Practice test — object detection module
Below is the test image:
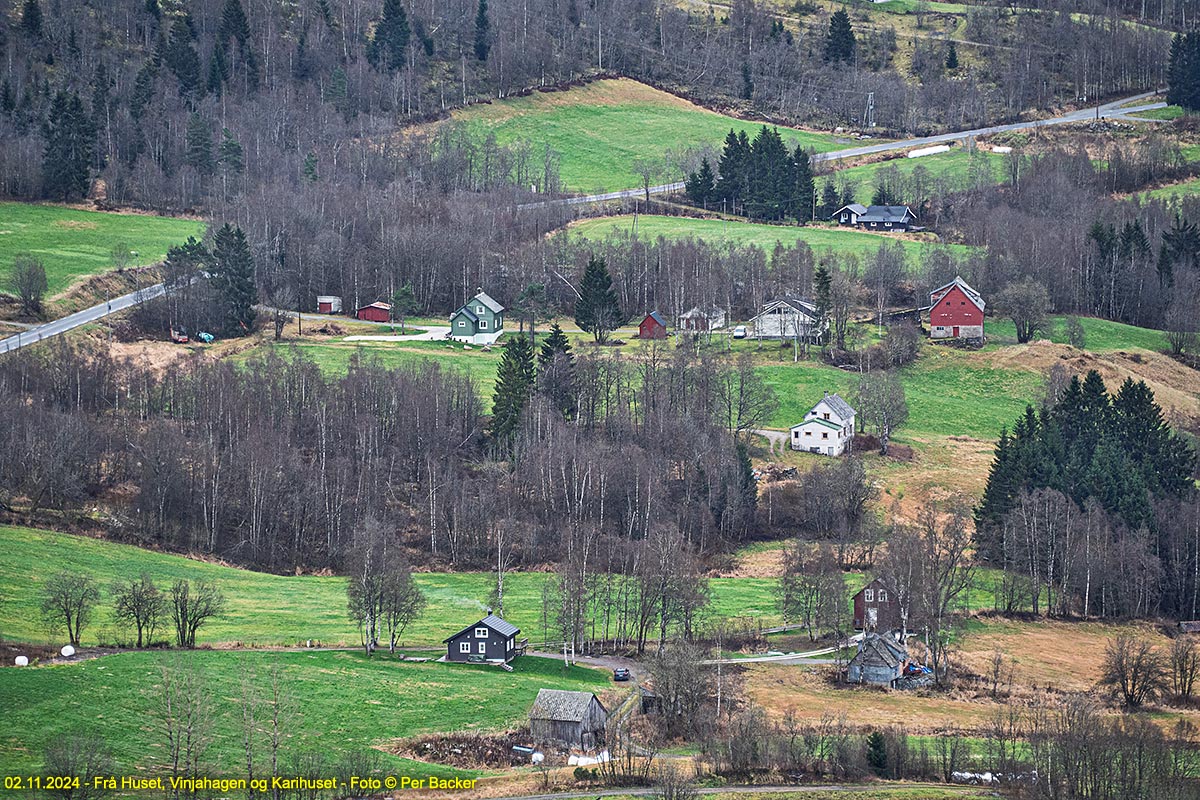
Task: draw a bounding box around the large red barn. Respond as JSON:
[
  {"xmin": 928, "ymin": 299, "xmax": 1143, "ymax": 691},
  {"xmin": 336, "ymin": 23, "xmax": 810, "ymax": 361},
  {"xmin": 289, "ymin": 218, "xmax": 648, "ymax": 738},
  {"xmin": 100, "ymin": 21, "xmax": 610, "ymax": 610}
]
[
  {"xmin": 928, "ymin": 276, "xmax": 984, "ymax": 342},
  {"xmin": 356, "ymin": 301, "xmax": 392, "ymax": 322},
  {"xmin": 638, "ymin": 311, "xmax": 668, "ymax": 340}
]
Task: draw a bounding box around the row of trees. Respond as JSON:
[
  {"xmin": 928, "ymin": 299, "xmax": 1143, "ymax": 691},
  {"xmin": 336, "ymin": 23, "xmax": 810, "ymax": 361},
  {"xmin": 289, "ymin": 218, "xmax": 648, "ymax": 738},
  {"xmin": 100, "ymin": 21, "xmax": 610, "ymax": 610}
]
[
  {"xmin": 684, "ymin": 127, "xmax": 815, "ymax": 221},
  {"xmin": 40, "ymin": 572, "xmax": 225, "ymax": 648}
]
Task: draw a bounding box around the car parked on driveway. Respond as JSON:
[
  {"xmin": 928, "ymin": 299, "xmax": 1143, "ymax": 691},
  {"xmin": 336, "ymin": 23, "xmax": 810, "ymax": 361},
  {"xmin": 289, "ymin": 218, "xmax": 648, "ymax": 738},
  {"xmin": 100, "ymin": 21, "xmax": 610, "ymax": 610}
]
[
  {"xmin": 613, "ymin": 667, "xmax": 631, "ymax": 681},
  {"xmin": 732, "ymin": 325, "xmax": 747, "ymax": 339}
]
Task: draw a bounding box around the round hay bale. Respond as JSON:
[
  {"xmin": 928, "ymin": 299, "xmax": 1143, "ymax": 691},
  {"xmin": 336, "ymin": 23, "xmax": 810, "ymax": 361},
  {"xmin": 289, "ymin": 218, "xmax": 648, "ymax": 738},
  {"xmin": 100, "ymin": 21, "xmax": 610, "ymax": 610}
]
[
  {"xmin": 60, "ymin": 645, "xmax": 76, "ymax": 658},
  {"xmin": 15, "ymin": 655, "xmax": 29, "ymax": 667}
]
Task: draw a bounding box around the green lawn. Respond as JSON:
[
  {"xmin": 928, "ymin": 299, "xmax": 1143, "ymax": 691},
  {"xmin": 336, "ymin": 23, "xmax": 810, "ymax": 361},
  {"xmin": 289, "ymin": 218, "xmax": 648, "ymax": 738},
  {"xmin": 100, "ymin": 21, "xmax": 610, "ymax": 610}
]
[
  {"xmin": 0, "ymin": 202, "xmax": 206, "ymax": 296},
  {"xmin": 0, "ymin": 648, "xmax": 605, "ymax": 778},
  {"xmin": 451, "ymin": 78, "xmax": 859, "ymax": 193},
  {"xmin": 0, "ymin": 526, "xmax": 794, "ymax": 646},
  {"xmin": 1131, "ymin": 105, "xmax": 1184, "ymax": 120},
  {"xmin": 847, "ymin": 0, "xmax": 970, "ymax": 13},
  {"xmin": 830, "ymin": 149, "xmax": 1006, "ymax": 204},
  {"xmin": 984, "ymin": 315, "xmax": 1168, "ymax": 352},
  {"xmin": 565, "ymin": 215, "xmax": 975, "ymax": 262},
  {"xmin": 1140, "ymin": 175, "xmax": 1200, "ymax": 202}
]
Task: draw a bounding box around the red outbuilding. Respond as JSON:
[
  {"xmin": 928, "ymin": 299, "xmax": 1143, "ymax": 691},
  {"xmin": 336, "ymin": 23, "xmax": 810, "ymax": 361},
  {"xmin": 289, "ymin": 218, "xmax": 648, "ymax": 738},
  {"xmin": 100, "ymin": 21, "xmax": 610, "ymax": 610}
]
[
  {"xmin": 638, "ymin": 311, "xmax": 668, "ymax": 340},
  {"xmin": 928, "ymin": 276, "xmax": 985, "ymax": 342},
  {"xmin": 356, "ymin": 301, "xmax": 392, "ymax": 322},
  {"xmin": 852, "ymin": 578, "xmax": 902, "ymax": 631}
]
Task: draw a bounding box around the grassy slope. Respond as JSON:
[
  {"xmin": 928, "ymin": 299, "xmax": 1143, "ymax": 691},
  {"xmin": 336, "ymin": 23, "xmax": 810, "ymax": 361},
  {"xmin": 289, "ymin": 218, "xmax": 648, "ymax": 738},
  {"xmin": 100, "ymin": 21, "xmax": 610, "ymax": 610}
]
[
  {"xmin": 450, "ymin": 78, "xmax": 858, "ymax": 193},
  {"xmin": 566, "ymin": 215, "xmax": 975, "ymax": 261},
  {"xmin": 984, "ymin": 315, "xmax": 1168, "ymax": 352},
  {"xmin": 0, "ymin": 202, "xmax": 205, "ymax": 296},
  {"xmin": 0, "ymin": 649, "xmax": 605, "ymax": 777},
  {"xmin": 830, "ymin": 149, "xmax": 1006, "ymax": 203},
  {"xmin": 0, "ymin": 526, "xmax": 786, "ymax": 646}
]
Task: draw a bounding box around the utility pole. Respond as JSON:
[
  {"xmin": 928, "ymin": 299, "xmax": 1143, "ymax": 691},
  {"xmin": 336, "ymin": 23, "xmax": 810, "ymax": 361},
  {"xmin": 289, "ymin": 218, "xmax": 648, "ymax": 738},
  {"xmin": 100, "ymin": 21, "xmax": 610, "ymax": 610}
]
[{"xmin": 864, "ymin": 92, "xmax": 876, "ymax": 128}]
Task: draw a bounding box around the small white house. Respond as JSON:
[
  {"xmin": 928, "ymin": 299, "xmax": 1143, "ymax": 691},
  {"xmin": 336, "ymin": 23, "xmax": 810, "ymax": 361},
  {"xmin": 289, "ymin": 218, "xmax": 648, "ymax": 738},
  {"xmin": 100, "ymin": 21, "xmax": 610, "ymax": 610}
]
[
  {"xmin": 749, "ymin": 298, "xmax": 826, "ymax": 341},
  {"xmin": 790, "ymin": 391, "xmax": 856, "ymax": 456}
]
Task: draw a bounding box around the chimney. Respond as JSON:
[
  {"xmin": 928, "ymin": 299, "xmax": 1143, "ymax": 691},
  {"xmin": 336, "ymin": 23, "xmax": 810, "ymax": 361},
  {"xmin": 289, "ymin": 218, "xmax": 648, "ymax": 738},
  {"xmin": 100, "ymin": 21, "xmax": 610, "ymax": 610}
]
[{"xmin": 485, "ymin": 607, "xmax": 493, "ymax": 616}]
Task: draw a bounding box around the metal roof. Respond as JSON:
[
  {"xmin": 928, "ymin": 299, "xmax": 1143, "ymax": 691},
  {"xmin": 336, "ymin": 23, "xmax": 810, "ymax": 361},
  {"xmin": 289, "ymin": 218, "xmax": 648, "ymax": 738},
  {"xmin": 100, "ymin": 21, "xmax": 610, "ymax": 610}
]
[
  {"xmin": 858, "ymin": 205, "xmax": 915, "ymax": 223},
  {"xmin": 443, "ymin": 613, "xmax": 520, "ymax": 643},
  {"xmin": 454, "ymin": 306, "xmax": 480, "ymax": 323},
  {"xmin": 930, "ymin": 276, "xmax": 985, "ymax": 311},
  {"xmin": 792, "ymin": 417, "xmax": 842, "ymax": 431},
  {"xmin": 645, "ymin": 311, "xmax": 667, "ymax": 328},
  {"xmin": 832, "ymin": 203, "xmax": 868, "ymax": 217},
  {"xmin": 851, "ymin": 632, "xmax": 907, "ymax": 668},
  {"xmin": 473, "ymin": 290, "xmax": 505, "ymax": 314},
  {"xmin": 528, "ymin": 689, "xmax": 605, "ymax": 722}
]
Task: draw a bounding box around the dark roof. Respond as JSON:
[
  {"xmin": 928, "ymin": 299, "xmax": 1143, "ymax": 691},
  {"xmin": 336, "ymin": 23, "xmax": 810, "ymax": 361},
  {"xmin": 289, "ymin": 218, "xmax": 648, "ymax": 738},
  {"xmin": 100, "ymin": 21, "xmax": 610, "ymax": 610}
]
[
  {"xmin": 817, "ymin": 392, "xmax": 855, "ymax": 421},
  {"xmin": 832, "ymin": 203, "xmax": 868, "ymax": 218},
  {"xmin": 644, "ymin": 311, "xmax": 667, "ymax": 328},
  {"xmin": 858, "ymin": 205, "xmax": 915, "ymax": 223},
  {"xmin": 473, "ymin": 290, "xmax": 505, "ymax": 314},
  {"xmin": 529, "ymin": 689, "xmax": 605, "ymax": 722},
  {"xmin": 443, "ymin": 613, "xmax": 520, "ymax": 643},
  {"xmin": 454, "ymin": 306, "xmax": 480, "ymax": 323},
  {"xmin": 1182, "ymin": 621, "xmax": 1200, "ymax": 633},
  {"xmin": 851, "ymin": 632, "xmax": 907, "ymax": 668},
  {"xmin": 930, "ymin": 276, "xmax": 985, "ymax": 311},
  {"xmin": 853, "ymin": 577, "xmax": 887, "ymax": 597}
]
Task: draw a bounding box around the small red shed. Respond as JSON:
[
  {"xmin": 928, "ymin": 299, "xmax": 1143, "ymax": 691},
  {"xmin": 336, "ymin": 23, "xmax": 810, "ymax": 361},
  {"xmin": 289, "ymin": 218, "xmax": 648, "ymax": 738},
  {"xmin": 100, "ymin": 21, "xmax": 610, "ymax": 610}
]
[
  {"xmin": 928, "ymin": 276, "xmax": 984, "ymax": 342},
  {"xmin": 638, "ymin": 311, "xmax": 668, "ymax": 340},
  {"xmin": 356, "ymin": 301, "xmax": 392, "ymax": 322}
]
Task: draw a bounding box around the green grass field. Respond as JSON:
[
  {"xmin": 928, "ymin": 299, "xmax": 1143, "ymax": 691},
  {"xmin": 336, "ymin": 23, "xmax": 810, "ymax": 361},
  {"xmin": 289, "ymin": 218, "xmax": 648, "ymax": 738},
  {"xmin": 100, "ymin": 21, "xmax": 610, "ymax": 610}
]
[
  {"xmin": 1131, "ymin": 104, "xmax": 1184, "ymax": 120},
  {"xmin": 450, "ymin": 78, "xmax": 860, "ymax": 193},
  {"xmin": 984, "ymin": 315, "xmax": 1168, "ymax": 352},
  {"xmin": 0, "ymin": 648, "xmax": 606, "ymax": 778},
  {"xmin": 830, "ymin": 149, "xmax": 1006, "ymax": 204},
  {"xmin": 565, "ymin": 215, "xmax": 975, "ymax": 262},
  {"xmin": 1140, "ymin": 175, "xmax": 1200, "ymax": 202},
  {"xmin": 0, "ymin": 526, "xmax": 791, "ymax": 646},
  {"xmin": 0, "ymin": 202, "xmax": 206, "ymax": 297}
]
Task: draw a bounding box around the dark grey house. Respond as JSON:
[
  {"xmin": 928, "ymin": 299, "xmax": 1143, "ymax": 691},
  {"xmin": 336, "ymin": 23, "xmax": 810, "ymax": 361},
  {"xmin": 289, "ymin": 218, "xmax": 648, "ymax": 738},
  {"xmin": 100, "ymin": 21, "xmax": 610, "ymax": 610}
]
[
  {"xmin": 832, "ymin": 203, "xmax": 868, "ymax": 226},
  {"xmin": 528, "ymin": 689, "xmax": 608, "ymax": 751},
  {"xmin": 443, "ymin": 613, "xmax": 525, "ymax": 663},
  {"xmin": 856, "ymin": 205, "xmax": 917, "ymax": 232},
  {"xmin": 847, "ymin": 632, "xmax": 908, "ymax": 687}
]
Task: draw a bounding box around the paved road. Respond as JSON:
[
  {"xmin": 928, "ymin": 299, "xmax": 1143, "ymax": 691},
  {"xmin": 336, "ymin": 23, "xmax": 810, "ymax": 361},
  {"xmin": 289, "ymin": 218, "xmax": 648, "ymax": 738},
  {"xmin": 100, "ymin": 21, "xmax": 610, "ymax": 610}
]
[
  {"xmin": 518, "ymin": 91, "xmax": 1166, "ymax": 209},
  {"xmin": 344, "ymin": 326, "xmax": 452, "ymax": 342},
  {"xmin": 0, "ymin": 282, "xmax": 166, "ymax": 354}
]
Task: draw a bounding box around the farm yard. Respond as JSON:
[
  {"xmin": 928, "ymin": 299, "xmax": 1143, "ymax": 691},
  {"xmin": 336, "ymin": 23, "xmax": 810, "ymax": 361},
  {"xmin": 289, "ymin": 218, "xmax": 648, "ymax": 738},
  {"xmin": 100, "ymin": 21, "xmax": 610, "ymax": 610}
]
[{"xmin": 0, "ymin": 202, "xmax": 205, "ymax": 299}]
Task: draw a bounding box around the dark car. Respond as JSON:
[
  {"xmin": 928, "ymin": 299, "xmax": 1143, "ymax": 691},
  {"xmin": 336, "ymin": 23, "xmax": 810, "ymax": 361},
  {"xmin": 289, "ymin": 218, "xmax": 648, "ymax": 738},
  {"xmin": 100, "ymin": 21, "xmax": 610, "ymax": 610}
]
[{"xmin": 612, "ymin": 668, "xmax": 632, "ymax": 682}]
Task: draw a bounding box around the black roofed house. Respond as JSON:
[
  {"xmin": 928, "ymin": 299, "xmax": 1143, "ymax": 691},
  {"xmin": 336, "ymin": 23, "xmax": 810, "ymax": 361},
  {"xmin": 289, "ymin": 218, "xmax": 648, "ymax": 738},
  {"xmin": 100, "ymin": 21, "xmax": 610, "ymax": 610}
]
[
  {"xmin": 443, "ymin": 613, "xmax": 526, "ymax": 663},
  {"xmin": 847, "ymin": 631, "xmax": 908, "ymax": 687},
  {"xmin": 857, "ymin": 205, "xmax": 917, "ymax": 232},
  {"xmin": 832, "ymin": 203, "xmax": 868, "ymax": 226},
  {"xmin": 528, "ymin": 689, "xmax": 608, "ymax": 751}
]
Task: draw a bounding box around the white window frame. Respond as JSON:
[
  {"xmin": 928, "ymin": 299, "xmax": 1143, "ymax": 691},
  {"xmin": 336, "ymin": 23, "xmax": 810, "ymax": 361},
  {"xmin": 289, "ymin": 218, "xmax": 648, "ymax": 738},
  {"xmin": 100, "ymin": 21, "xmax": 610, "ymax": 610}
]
[
  {"xmin": 459, "ymin": 642, "xmax": 470, "ymax": 653},
  {"xmin": 878, "ymin": 589, "xmax": 888, "ymax": 602},
  {"xmin": 458, "ymin": 320, "xmax": 466, "ymax": 327},
  {"xmin": 477, "ymin": 642, "xmax": 486, "ymax": 654},
  {"xmin": 479, "ymin": 319, "xmax": 488, "ymax": 329},
  {"xmin": 865, "ymin": 589, "xmax": 874, "ymax": 602},
  {"xmin": 475, "ymin": 627, "xmax": 489, "ymax": 638},
  {"xmin": 476, "ymin": 306, "xmax": 484, "ymax": 314},
  {"xmin": 506, "ymin": 639, "xmax": 512, "ymax": 651}
]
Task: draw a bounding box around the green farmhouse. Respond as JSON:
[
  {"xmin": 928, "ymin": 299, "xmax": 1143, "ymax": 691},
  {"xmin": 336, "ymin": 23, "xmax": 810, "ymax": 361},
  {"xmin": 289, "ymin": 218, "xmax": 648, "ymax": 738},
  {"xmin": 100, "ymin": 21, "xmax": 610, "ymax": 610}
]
[{"xmin": 450, "ymin": 289, "xmax": 505, "ymax": 344}]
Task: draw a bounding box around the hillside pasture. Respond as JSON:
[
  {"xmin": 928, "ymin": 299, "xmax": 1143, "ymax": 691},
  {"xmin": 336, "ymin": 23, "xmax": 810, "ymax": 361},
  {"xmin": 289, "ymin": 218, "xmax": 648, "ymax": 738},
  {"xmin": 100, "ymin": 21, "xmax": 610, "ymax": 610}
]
[
  {"xmin": 0, "ymin": 202, "xmax": 205, "ymax": 298},
  {"xmin": 448, "ymin": 78, "xmax": 860, "ymax": 192},
  {"xmin": 827, "ymin": 148, "xmax": 1006, "ymax": 204},
  {"xmin": 564, "ymin": 214, "xmax": 975, "ymax": 261},
  {"xmin": 0, "ymin": 649, "xmax": 606, "ymax": 778}
]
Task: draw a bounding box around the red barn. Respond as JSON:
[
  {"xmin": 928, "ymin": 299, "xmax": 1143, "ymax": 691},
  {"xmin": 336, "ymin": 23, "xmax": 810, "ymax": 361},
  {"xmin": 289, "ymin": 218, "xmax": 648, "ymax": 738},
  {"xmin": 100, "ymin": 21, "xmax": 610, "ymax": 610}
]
[
  {"xmin": 928, "ymin": 276, "xmax": 984, "ymax": 342},
  {"xmin": 356, "ymin": 301, "xmax": 392, "ymax": 322},
  {"xmin": 638, "ymin": 311, "xmax": 668, "ymax": 340},
  {"xmin": 852, "ymin": 578, "xmax": 902, "ymax": 631}
]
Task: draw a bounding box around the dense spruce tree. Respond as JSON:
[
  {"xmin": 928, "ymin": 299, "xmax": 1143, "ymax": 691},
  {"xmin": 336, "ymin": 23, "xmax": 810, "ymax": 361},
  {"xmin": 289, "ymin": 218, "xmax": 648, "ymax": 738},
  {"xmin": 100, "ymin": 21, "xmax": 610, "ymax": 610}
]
[
  {"xmin": 367, "ymin": 0, "xmax": 411, "ymax": 72},
  {"xmin": 210, "ymin": 224, "xmax": 258, "ymax": 335},
  {"xmin": 474, "ymin": 0, "xmax": 491, "ymax": 61},
  {"xmin": 824, "ymin": 9, "xmax": 856, "ymax": 63},
  {"xmin": 41, "ymin": 91, "xmax": 95, "ymax": 201},
  {"xmin": 185, "ymin": 113, "xmax": 215, "ymax": 175},
  {"xmin": 819, "ymin": 180, "xmax": 841, "ymax": 218},
  {"xmin": 219, "ymin": 0, "xmax": 251, "ymax": 47},
  {"xmin": 792, "ymin": 146, "xmax": 816, "ymax": 222},
  {"xmin": 164, "ymin": 19, "xmax": 204, "ymax": 99},
  {"xmin": 714, "ymin": 129, "xmax": 751, "ymax": 209},
  {"xmin": 21, "ymin": 0, "xmax": 42, "ymax": 37},
  {"xmin": 490, "ymin": 335, "xmax": 536, "ymax": 448},
  {"xmin": 574, "ymin": 256, "xmax": 622, "ymax": 343},
  {"xmin": 207, "ymin": 43, "xmax": 228, "ymax": 95},
  {"xmin": 813, "ymin": 264, "xmax": 832, "ymax": 334},
  {"xmin": 740, "ymin": 62, "xmax": 754, "ymax": 100},
  {"xmin": 945, "ymin": 40, "xmax": 959, "ymax": 70},
  {"xmin": 685, "ymin": 157, "xmax": 716, "ymax": 206},
  {"xmin": 1167, "ymin": 32, "xmax": 1200, "ymax": 111},
  {"xmin": 217, "ymin": 128, "xmax": 244, "ymax": 174},
  {"xmin": 746, "ymin": 126, "xmax": 792, "ymax": 220},
  {"xmin": 537, "ymin": 322, "xmax": 577, "ymax": 419}
]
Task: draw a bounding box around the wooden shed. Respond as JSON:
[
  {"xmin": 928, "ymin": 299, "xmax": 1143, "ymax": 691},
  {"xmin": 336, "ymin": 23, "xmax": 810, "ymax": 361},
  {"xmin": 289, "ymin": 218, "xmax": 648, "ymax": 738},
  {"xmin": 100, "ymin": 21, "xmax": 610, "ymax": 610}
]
[
  {"xmin": 528, "ymin": 689, "xmax": 607, "ymax": 751},
  {"xmin": 638, "ymin": 311, "xmax": 668, "ymax": 340},
  {"xmin": 356, "ymin": 302, "xmax": 392, "ymax": 322}
]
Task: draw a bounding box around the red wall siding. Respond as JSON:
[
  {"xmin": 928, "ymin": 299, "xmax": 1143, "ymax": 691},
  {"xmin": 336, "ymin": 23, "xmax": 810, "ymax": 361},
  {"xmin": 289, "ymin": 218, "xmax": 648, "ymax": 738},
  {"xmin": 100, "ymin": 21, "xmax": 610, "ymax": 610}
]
[
  {"xmin": 639, "ymin": 317, "xmax": 667, "ymax": 339},
  {"xmin": 930, "ymin": 285, "xmax": 983, "ymax": 328},
  {"xmin": 357, "ymin": 306, "xmax": 390, "ymax": 322}
]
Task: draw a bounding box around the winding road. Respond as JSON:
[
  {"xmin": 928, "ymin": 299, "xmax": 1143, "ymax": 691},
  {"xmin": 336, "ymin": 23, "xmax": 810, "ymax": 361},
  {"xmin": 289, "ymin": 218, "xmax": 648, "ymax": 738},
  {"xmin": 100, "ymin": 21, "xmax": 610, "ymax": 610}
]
[
  {"xmin": 519, "ymin": 91, "xmax": 1167, "ymax": 209},
  {"xmin": 0, "ymin": 283, "xmax": 166, "ymax": 354}
]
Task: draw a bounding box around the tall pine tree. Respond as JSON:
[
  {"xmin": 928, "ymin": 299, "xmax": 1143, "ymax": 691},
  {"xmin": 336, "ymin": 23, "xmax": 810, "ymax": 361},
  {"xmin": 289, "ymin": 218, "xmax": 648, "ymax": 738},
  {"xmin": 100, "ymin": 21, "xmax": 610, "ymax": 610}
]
[
  {"xmin": 367, "ymin": 0, "xmax": 410, "ymax": 72},
  {"xmin": 824, "ymin": 9, "xmax": 856, "ymax": 63},
  {"xmin": 21, "ymin": 0, "xmax": 42, "ymax": 37},
  {"xmin": 41, "ymin": 92, "xmax": 95, "ymax": 201},
  {"xmin": 474, "ymin": 0, "xmax": 491, "ymax": 61},
  {"xmin": 574, "ymin": 256, "xmax": 622, "ymax": 343},
  {"xmin": 537, "ymin": 322, "xmax": 577, "ymax": 420},
  {"xmin": 210, "ymin": 224, "xmax": 258, "ymax": 336},
  {"xmin": 792, "ymin": 145, "xmax": 816, "ymax": 223},
  {"xmin": 185, "ymin": 113, "xmax": 215, "ymax": 175},
  {"xmin": 490, "ymin": 335, "xmax": 536, "ymax": 449},
  {"xmin": 714, "ymin": 129, "xmax": 751, "ymax": 209}
]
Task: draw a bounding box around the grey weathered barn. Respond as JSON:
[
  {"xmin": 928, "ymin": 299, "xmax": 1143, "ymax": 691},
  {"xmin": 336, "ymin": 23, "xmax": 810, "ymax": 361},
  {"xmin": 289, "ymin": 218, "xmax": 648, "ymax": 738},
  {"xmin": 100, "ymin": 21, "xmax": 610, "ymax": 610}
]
[
  {"xmin": 528, "ymin": 689, "xmax": 608, "ymax": 751},
  {"xmin": 847, "ymin": 632, "xmax": 907, "ymax": 687}
]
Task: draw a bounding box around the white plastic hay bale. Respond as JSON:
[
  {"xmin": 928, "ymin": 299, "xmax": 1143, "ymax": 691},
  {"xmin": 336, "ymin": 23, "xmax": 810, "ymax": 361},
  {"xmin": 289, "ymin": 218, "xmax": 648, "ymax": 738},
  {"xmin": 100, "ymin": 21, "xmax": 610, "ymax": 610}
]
[
  {"xmin": 14, "ymin": 655, "xmax": 29, "ymax": 667},
  {"xmin": 531, "ymin": 752, "xmax": 545, "ymax": 765},
  {"xmin": 60, "ymin": 644, "xmax": 76, "ymax": 658}
]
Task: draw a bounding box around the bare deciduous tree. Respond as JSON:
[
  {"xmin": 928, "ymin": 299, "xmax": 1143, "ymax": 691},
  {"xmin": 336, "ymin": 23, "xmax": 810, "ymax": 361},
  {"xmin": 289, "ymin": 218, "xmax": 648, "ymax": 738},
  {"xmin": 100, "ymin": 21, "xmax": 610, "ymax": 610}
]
[
  {"xmin": 1101, "ymin": 634, "xmax": 1165, "ymax": 707},
  {"xmin": 42, "ymin": 734, "xmax": 113, "ymax": 800},
  {"xmin": 110, "ymin": 573, "xmax": 166, "ymax": 648},
  {"xmin": 12, "ymin": 253, "xmax": 48, "ymax": 317},
  {"xmin": 776, "ymin": 541, "xmax": 843, "ymax": 641},
  {"xmin": 995, "ymin": 277, "xmax": 1050, "ymax": 344},
  {"xmin": 40, "ymin": 572, "xmax": 100, "ymax": 646},
  {"xmin": 170, "ymin": 579, "xmax": 226, "ymax": 648},
  {"xmin": 1168, "ymin": 635, "xmax": 1199, "ymax": 702},
  {"xmin": 855, "ymin": 370, "xmax": 908, "ymax": 455}
]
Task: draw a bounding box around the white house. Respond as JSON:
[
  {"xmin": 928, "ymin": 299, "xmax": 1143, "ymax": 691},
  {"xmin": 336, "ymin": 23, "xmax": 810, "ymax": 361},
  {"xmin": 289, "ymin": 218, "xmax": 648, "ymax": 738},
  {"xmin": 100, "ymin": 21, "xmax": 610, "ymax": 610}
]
[
  {"xmin": 790, "ymin": 391, "xmax": 856, "ymax": 456},
  {"xmin": 749, "ymin": 298, "xmax": 826, "ymax": 341}
]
